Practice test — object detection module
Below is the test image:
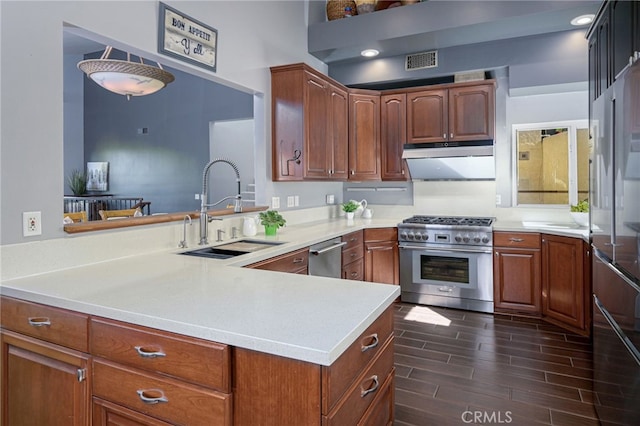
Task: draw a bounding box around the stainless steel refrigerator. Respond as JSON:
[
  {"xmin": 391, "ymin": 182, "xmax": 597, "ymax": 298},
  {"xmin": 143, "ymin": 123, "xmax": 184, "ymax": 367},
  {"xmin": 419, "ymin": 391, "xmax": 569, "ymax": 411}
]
[{"xmin": 590, "ymin": 54, "xmax": 640, "ymax": 424}]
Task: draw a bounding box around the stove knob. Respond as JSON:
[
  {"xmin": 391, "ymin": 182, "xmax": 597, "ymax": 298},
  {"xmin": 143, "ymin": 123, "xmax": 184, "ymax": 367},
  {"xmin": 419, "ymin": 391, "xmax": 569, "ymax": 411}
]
[
  {"xmin": 400, "ymin": 231, "xmax": 409, "ymax": 240},
  {"xmin": 462, "ymin": 234, "xmax": 470, "ymax": 243},
  {"xmin": 482, "ymin": 235, "xmax": 490, "ymax": 244},
  {"xmin": 423, "ymin": 233, "xmax": 429, "ymax": 241},
  {"xmin": 473, "ymin": 235, "xmax": 481, "ymax": 243},
  {"xmin": 407, "ymin": 232, "xmax": 415, "ymax": 240},
  {"xmin": 415, "ymin": 233, "xmax": 423, "ymax": 241},
  {"xmin": 454, "ymin": 234, "xmax": 463, "ymax": 243}
]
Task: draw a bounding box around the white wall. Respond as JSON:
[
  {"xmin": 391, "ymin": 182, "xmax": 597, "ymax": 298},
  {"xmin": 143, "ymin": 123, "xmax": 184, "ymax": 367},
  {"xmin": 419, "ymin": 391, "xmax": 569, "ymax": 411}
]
[{"xmin": 0, "ymin": 0, "xmax": 328, "ymax": 245}]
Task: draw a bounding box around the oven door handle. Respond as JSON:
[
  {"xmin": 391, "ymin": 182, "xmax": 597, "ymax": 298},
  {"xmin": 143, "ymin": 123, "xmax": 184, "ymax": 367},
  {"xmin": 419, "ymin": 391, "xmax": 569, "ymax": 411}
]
[{"xmin": 399, "ymin": 245, "xmax": 492, "ymax": 255}]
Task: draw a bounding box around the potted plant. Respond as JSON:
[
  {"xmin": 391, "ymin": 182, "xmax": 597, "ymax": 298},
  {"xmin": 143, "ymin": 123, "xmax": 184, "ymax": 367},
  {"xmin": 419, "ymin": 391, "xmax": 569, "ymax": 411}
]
[
  {"xmin": 67, "ymin": 169, "xmax": 88, "ymax": 196},
  {"xmin": 341, "ymin": 200, "xmax": 360, "ymax": 220},
  {"xmin": 259, "ymin": 210, "xmax": 286, "ymax": 236},
  {"xmin": 570, "ymin": 199, "xmax": 589, "ymax": 227}
]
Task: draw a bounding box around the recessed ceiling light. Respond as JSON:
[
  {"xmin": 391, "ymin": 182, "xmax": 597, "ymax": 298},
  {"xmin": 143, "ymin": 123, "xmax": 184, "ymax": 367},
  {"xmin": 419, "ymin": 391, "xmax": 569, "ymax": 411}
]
[
  {"xmin": 361, "ymin": 49, "xmax": 379, "ymax": 58},
  {"xmin": 571, "ymin": 14, "xmax": 595, "ymax": 26}
]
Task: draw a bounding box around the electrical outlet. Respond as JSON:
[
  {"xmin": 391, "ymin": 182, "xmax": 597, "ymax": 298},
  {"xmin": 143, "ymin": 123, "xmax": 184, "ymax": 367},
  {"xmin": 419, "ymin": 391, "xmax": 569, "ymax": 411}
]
[
  {"xmin": 195, "ymin": 193, "xmax": 200, "ymax": 200},
  {"xmin": 294, "ymin": 195, "xmax": 299, "ymax": 207},
  {"xmin": 326, "ymin": 194, "xmax": 335, "ymax": 204},
  {"xmin": 495, "ymin": 194, "xmax": 502, "ymax": 205},
  {"xmin": 23, "ymin": 211, "xmax": 42, "ymax": 237},
  {"xmin": 287, "ymin": 196, "xmax": 295, "ymax": 207},
  {"xmin": 271, "ymin": 196, "xmax": 280, "ymax": 209}
]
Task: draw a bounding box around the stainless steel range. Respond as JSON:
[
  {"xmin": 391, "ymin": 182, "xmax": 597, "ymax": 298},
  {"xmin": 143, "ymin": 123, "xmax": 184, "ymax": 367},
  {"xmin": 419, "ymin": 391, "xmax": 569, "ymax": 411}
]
[{"xmin": 398, "ymin": 216, "xmax": 494, "ymax": 313}]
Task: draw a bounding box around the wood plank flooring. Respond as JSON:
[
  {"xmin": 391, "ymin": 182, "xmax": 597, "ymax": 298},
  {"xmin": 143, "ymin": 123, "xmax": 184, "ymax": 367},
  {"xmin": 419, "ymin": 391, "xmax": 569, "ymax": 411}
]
[{"xmin": 393, "ymin": 303, "xmax": 598, "ymax": 426}]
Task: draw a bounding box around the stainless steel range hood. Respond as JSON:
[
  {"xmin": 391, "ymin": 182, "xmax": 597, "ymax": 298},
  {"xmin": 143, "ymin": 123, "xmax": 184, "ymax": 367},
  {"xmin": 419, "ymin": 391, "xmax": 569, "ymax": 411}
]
[{"xmin": 402, "ymin": 140, "xmax": 495, "ymax": 180}]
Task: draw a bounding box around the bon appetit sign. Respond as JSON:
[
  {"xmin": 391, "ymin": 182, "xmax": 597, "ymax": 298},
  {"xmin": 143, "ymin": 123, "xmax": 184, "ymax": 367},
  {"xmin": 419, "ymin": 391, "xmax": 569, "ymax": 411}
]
[{"xmin": 159, "ymin": 2, "xmax": 218, "ymax": 72}]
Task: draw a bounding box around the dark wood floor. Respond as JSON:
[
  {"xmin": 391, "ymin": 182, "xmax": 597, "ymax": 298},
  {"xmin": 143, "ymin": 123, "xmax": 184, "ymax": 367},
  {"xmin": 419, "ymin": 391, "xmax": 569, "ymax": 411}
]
[{"xmin": 392, "ymin": 303, "xmax": 599, "ymax": 426}]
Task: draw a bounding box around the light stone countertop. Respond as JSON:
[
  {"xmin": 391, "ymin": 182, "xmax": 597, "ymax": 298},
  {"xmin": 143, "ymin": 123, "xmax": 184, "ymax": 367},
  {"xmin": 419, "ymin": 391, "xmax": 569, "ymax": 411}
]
[
  {"xmin": 493, "ymin": 219, "xmax": 590, "ymax": 242},
  {"xmin": 0, "ymin": 218, "xmax": 400, "ymax": 366},
  {"xmin": 0, "ymin": 216, "xmax": 590, "ymax": 365}
]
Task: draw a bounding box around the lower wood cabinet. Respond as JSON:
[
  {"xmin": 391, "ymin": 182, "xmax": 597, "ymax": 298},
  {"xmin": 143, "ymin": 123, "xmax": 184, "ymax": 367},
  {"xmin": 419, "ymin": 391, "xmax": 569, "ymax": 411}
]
[
  {"xmin": 246, "ymin": 247, "xmax": 309, "ymax": 274},
  {"xmin": 541, "ymin": 234, "xmax": 591, "ymax": 335},
  {"xmin": 232, "ymin": 305, "xmax": 395, "ymax": 426},
  {"xmin": 1, "ymin": 330, "xmax": 91, "ymax": 426},
  {"xmin": 493, "ymin": 232, "xmax": 542, "ymax": 315},
  {"xmin": 93, "ymin": 397, "xmax": 174, "ymax": 426},
  {"xmin": 342, "ymin": 230, "xmax": 364, "ymax": 280},
  {"xmin": 493, "ymin": 231, "xmax": 591, "ymax": 336},
  {"xmin": 364, "ymin": 228, "xmax": 399, "ymax": 285}
]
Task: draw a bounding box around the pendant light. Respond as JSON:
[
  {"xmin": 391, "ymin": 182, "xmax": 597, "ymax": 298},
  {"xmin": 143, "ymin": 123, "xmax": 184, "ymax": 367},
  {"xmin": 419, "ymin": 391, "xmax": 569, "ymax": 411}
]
[{"xmin": 77, "ymin": 46, "xmax": 175, "ymax": 100}]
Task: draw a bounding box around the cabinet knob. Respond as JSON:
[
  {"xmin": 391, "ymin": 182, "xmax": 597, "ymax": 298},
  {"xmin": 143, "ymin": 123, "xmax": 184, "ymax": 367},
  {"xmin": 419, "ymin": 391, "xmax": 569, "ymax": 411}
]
[
  {"xmin": 351, "ymin": 170, "xmax": 355, "ymax": 175},
  {"xmin": 443, "ymin": 133, "xmax": 447, "ymax": 139},
  {"xmin": 450, "ymin": 133, "xmax": 454, "ymax": 139}
]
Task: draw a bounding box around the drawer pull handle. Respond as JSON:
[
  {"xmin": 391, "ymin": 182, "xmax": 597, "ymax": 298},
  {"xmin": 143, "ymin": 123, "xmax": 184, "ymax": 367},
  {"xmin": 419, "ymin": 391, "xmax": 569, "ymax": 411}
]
[
  {"xmin": 135, "ymin": 346, "xmax": 166, "ymax": 359},
  {"xmin": 360, "ymin": 375, "xmax": 379, "ymax": 398},
  {"xmin": 361, "ymin": 333, "xmax": 379, "ymax": 352},
  {"xmin": 292, "ymin": 258, "xmax": 305, "ymax": 264},
  {"xmin": 137, "ymin": 389, "xmax": 168, "ymax": 404},
  {"xmin": 509, "ymin": 238, "xmax": 524, "ymax": 242},
  {"xmin": 27, "ymin": 317, "xmax": 51, "ymax": 327}
]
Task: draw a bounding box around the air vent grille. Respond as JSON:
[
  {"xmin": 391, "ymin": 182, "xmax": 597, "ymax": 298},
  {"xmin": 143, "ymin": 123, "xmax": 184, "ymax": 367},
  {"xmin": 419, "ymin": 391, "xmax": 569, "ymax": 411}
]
[{"xmin": 405, "ymin": 51, "xmax": 438, "ymax": 71}]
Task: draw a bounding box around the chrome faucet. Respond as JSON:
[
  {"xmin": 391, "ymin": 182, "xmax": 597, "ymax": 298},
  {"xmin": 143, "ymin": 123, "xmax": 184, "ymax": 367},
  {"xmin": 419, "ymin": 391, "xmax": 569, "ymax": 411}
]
[
  {"xmin": 199, "ymin": 158, "xmax": 242, "ymax": 245},
  {"xmin": 178, "ymin": 215, "xmax": 192, "ymax": 248}
]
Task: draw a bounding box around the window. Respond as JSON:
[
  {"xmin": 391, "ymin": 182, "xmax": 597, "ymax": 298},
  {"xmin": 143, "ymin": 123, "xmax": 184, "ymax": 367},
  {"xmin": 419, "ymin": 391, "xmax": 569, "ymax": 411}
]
[{"xmin": 512, "ymin": 120, "xmax": 589, "ymax": 206}]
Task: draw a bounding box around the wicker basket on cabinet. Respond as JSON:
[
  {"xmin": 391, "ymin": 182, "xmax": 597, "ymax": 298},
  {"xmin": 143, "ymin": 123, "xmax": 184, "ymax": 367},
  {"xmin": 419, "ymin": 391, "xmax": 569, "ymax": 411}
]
[{"xmin": 327, "ymin": 0, "xmax": 358, "ymax": 20}]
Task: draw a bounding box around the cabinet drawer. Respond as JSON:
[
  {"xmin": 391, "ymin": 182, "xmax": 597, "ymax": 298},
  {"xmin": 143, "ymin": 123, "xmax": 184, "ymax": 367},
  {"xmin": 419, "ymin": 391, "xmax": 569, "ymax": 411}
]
[
  {"xmin": 247, "ymin": 247, "xmax": 309, "ymax": 273},
  {"xmin": 493, "ymin": 232, "xmax": 541, "ymax": 249},
  {"xmin": 0, "ymin": 296, "xmax": 88, "ymax": 352},
  {"xmin": 321, "ymin": 306, "xmax": 394, "ymax": 413},
  {"xmin": 358, "ymin": 369, "xmax": 395, "ymax": 426},
  {"xmin": 343, "ymin": 258, "xmax": 364, "ymax": 281},
  {"xmin": 93, "ymin": 359, "xmax": 232, "ymax": 426},
  {"xmin": 323, "ymin": 337, "xmax": 395, "ymax": 426},
  {"xmin": 342, "ymin": 230, "xmax": 364, "ymax": 250},
  {"xmin": 90, "ymin": 318, "xmax": 230, "ymax": 392},
  {"xmin": 93, "ymin": 397, "xmax": 175, "ymax": 426},
  {"xmin": 363, "ymin": 228, "xmax": 397, "ymax": 242},
  {"xmin": 343, "ymin": 245, "xmax": 364, "ymax": 266}
]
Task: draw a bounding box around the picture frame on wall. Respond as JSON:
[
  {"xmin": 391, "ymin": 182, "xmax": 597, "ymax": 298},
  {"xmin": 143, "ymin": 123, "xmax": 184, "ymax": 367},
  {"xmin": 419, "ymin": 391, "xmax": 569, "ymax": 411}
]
[
  {"xmin": 86, "ymin": 162, "xmax": 109, "ymax": 192},
  {"xmin": 158, "ymin": 2, "xmax": 218, "ymax": 72}
]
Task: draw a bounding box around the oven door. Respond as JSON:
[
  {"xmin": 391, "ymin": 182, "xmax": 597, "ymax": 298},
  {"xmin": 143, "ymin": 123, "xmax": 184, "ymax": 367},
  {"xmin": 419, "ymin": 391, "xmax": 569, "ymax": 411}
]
[{"xmin": 399, "ymin": 244, "xmax": 494, "ymax": 311}]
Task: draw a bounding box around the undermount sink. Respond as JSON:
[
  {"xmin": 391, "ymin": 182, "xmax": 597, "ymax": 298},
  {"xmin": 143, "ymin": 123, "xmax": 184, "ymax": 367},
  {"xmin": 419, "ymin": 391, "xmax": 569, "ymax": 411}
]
[{"xmin": 180, "ymin": 239, "xmax": 285, "ymax": 259}]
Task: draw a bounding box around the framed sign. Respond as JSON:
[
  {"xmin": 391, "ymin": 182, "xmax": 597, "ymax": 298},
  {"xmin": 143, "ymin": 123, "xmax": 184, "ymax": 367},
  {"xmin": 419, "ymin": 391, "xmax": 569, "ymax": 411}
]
[{"xmin": 158, "ymin": 2, "xmax": 217, "ymax": 72}]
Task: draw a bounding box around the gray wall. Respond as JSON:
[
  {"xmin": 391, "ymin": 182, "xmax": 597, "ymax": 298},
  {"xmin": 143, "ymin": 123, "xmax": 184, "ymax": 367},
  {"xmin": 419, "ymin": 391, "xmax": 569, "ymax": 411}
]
[{"xmin": 81, "ymin": 59, "xmax": 253, "ymax": 214}]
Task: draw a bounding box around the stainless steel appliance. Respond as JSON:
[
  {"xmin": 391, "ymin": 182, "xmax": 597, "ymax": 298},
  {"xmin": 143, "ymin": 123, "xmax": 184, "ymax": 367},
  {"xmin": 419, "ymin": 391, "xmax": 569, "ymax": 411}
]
[
  {"xmin": 402, "ymin": 140, "xmax": 495, "ymax": 180},
  {"xmin": 590, "ymin": 49, "xmax": 640, "ymax": 423},
  {"xmin": 308, "ymin": 238, "xmax": 346, "ymax": 278},
  {"xmin": 398, "ymin": 216, "xmax": 494, "ymax": 313}
]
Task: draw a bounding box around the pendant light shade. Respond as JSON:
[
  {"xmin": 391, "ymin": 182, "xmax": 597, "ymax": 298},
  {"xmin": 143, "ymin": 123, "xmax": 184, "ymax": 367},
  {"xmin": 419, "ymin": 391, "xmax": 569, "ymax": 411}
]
[{"xmin": 77, "ymin": 46, "xmax": 175, "ymax": 99}]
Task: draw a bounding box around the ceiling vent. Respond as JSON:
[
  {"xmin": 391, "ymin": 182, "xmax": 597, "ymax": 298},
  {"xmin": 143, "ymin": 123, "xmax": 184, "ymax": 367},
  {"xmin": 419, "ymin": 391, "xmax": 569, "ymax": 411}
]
[{"xmin": 405, "ymin": 51, "xmax": 438, "ymax": 71}]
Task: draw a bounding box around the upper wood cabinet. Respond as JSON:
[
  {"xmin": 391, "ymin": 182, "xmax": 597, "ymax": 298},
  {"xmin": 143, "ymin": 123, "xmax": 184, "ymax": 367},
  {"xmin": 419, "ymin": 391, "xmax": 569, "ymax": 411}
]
[
  {"xmin": 271, "ymin": 64, "xmax": 348, "ymax": 181},
  {"xmin": 349, "ymin": 91, "xmax": 381, "ymax": 181},
  {"xmin": 380, "ymin": 93, "xmax": 408, "ymax": 180},
  {"xmin": 407, "ymin": 82, "xmax": 495, "ymax": 144}
]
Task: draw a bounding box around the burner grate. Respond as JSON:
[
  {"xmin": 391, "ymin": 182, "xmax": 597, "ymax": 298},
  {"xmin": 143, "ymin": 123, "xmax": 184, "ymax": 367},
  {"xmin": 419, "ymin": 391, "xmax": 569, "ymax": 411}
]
[{"xmin": 403, "ymin": 216, "xmax": 494, "ymax": 227}]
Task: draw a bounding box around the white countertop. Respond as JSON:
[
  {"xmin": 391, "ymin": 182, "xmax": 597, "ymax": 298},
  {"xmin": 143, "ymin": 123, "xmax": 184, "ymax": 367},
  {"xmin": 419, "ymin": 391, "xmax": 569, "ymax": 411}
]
[{"xmin": 0, "ymin": 218, "xmax": 400, "ymax": 366}]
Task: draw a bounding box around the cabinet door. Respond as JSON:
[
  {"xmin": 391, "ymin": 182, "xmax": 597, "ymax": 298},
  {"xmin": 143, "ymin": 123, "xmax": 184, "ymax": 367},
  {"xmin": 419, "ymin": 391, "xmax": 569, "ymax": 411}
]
[
  {"xmin": 541, "ymin": 235, "xmax": 586, "ymax": 332},
  {"xmin": 493, "ymin": 248, "xmax": 541, "ymax": 314},
  {"xmin": 406, "ymin": 89, "xmax": 447, "ymax": 143},
  {"xmin": 1, "ymin": 330, "xmax": 90, "ymax": 426},
  {"xmin": 304, "ymin": 71, "xmax": 331, "ymax": 179},
  {"xmin": 448, "ymin": 84, "xmax": 494, "ymax": 141},
  {"xmin": 271, "ymin": 66, "xmax": 304, "ymax": 181},
  {"xmin": 349, "ymin": 93, "xmax": 381, "ymax": 180},
  {"xmin": 611, "ymin": 0, "xmax": 633, "ymax": 82},
  {"xmin": 364, "ymin": 240, "xmax": 399, "ymax": 285},
  {"xmin": 329, "ymin": 84, "xmax": 349, "ymax": 180},
  {"xmin": 93, "ymin": 398, "xmax": 174, "ymax": 426},
  {"xmin": 380, "ymin": 93, "xmax": 408, "ymax": 180}
]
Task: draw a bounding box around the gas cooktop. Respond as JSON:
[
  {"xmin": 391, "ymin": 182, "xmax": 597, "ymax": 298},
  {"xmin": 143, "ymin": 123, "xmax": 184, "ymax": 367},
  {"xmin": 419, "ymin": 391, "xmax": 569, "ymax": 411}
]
[{"xmin": 401, "ymin": 216, "xmax": 494, "ymax": 227}]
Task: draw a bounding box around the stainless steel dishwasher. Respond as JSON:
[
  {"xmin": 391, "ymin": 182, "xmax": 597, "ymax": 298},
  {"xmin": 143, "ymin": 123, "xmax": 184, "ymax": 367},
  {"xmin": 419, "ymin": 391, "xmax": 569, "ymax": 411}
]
[{"xmin": 308, "ymin": 237, "xmax": 346, "ymax": 278}]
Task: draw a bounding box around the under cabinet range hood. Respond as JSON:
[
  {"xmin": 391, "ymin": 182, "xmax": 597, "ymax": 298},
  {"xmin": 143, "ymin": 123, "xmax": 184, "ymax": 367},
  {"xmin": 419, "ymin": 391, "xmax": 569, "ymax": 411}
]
[{"xmin": 402, "ymin": 140, "xmax": 495, "ymax": 180}]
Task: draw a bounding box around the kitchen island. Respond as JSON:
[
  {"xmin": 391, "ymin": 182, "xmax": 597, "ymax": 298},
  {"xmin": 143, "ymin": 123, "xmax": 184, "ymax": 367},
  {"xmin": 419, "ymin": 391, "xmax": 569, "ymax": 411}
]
[{"xmin": 0, "ymin": 219, "xmax": 399, "ymax": 425}]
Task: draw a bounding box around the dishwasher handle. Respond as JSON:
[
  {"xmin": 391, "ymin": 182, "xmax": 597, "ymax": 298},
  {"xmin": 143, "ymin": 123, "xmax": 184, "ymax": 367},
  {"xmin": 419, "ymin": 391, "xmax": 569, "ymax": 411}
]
[{"xmin": 310, "ymin": 241, "xmax": 347, "ymax": 255}]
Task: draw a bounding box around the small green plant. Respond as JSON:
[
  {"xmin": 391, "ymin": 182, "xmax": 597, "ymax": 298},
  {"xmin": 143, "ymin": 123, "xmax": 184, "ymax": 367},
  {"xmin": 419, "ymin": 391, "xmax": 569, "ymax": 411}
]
[
  {"xmin": 67, "ymin": 169, "xmax": 88, "ymax": 196},
  {"xmin": 258, "ymin": 210, "xmax": 286, "ymax": 229},
  {"xmin": 341, "ymin": 200, "xmax": 360, "ymax": 213},
  {"xmin": 570, "ymin": 199, "xmax": 589, "ymax": 213}
]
